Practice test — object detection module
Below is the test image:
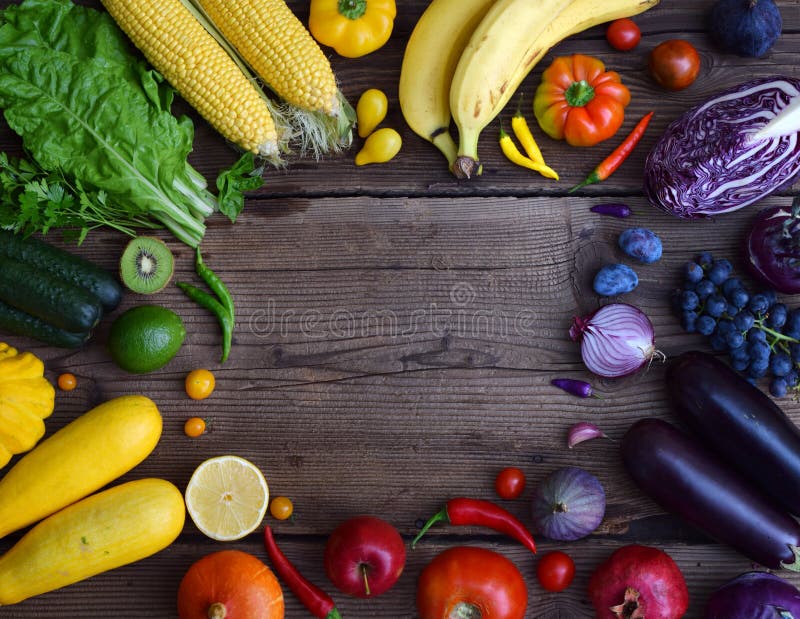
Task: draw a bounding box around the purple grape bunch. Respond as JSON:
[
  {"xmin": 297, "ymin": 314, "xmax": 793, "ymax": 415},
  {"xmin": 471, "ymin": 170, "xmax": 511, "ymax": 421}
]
[{"xmin": 673, "ymin": 252, "xmax": 800, "ymax": 397}]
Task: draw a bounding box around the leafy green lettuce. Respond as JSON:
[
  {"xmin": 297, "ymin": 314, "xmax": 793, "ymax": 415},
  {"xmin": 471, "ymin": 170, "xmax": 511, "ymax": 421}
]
[{"xmin": 0, "ymin": 0, "xmax": 261, "ymax": 246}]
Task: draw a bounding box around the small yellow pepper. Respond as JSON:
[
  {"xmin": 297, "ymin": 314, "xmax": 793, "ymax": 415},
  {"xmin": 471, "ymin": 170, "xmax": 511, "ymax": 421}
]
[
  {"xmin": 355, "ymin": 127, "xmax": 402, "ymax": 165},
  {"xmin": 309, "ymin": 0, "xmax": 397, "ymax": 59},
  {"xmin": 511, "ymin": 111, "xmax": 545, "ymax": 165},
  {"xmin": 357, "ymin": 88, "xmax": 388, "ymax": 138},
  {"xmin": 499, "ymin": 126, "xmax": 559, "ymax": 180}
]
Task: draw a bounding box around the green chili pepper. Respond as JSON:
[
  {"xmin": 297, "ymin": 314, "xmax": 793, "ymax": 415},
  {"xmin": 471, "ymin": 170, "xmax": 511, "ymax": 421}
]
[
  {"xmin": 176, "ymin": 282, "xmax": 232, "ymax": 363},
  {"xmin": 195, "ymin": 248, "xmax": 235, "ymax": 322}
]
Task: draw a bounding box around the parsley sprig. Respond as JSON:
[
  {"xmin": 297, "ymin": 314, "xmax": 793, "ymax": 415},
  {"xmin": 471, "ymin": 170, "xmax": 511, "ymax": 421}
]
[{"xmin": 0, "ymin": 153, "xmax": 159, "ymax": 244}]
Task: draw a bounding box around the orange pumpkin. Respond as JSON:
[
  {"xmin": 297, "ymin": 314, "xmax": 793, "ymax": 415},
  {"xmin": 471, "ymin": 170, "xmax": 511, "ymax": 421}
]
[{"xmin": 177, "ymin": 550, "xmax": 284, "ymax": 619}]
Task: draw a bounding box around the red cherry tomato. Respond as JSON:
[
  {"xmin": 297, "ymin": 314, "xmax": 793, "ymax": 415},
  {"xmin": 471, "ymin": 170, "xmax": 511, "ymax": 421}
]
[
  {"xmin": 536, "ymin": 551, "xmax": 576, "ymax": 592},
  {"xmin": 648, "ymin": 39, "xmax": 700, "ymax": 91},
  {"xmin": 606, "ymin": 18, "xmax": 641, "ymax": 51},
  {"xmin": 494, "ymin": 467, "xmax": 526, "ymax": 500},
  {"xmin": 417, "ymin": 546, "xmax": 528, "ymax": 619}
]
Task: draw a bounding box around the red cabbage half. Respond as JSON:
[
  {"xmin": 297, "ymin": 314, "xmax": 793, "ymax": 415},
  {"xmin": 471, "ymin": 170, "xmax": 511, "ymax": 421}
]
[{"xmin": 645, "ymin": 76, "xmax": 800, "ymax": 218}]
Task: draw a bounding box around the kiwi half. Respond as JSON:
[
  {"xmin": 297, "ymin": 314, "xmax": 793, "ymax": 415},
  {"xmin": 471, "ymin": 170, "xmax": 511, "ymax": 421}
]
[{"xmin": 119, "ymin": 236, "xmax": 174, "ymax": 294}]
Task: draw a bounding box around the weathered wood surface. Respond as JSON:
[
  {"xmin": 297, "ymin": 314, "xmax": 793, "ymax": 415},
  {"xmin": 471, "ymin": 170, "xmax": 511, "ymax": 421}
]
[{"xmin": 2, "ymin": 0, "xmax": 800, "ymax": 617}]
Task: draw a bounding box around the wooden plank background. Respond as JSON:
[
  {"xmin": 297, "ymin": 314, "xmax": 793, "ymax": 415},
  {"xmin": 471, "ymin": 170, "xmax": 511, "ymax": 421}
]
[{"xmin": 1, "ymin": 0, "xmax": 800, "ymax": 616}]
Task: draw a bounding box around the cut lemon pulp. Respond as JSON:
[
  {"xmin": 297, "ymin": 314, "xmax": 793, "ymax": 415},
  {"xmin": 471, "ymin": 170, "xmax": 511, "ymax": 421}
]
[{"xmin": 185, "ymin": 455, "xmax": 269, "ymax": 541}]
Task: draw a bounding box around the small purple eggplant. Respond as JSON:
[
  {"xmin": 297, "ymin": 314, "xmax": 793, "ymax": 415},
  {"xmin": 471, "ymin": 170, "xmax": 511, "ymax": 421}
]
[{"xmin": 705, "ymin": 571, "xmax": 800, "ymax": 618}]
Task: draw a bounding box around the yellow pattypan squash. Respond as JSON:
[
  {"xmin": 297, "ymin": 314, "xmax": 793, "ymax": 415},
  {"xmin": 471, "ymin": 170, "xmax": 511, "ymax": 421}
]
[
  {"xmin": 0, "ymin": 343, "xmax": 55, "ymax": 468},
  {"xmin": 309, "ymin": 0, "xmax": 397, "ymax": 58}
]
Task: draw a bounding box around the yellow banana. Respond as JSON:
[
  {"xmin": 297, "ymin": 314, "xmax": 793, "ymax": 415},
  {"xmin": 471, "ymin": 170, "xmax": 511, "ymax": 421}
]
[
  {"xmin": 450, "ymin": 0, "xmax": 660, "ymax": 178},
  {"xmin": 398, "ymin": 0, "xmax": 496, "ymax": 169}
]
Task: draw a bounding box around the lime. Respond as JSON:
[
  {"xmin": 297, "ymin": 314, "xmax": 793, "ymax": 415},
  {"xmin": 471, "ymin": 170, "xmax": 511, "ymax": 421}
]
[{"xmin": 107, "ymin": 305, "xmax": 185, "ymax": 374}]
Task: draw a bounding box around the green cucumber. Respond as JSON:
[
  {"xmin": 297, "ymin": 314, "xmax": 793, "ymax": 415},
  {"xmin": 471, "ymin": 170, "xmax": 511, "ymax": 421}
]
[
  {"xmin": 0, "ymin": 257, "xmax": 103, "ymax": 333},
  {"xmin": 0, "ymin": 231, "xmax": 123, "ymax": 311},
  {"xmin": 0, "ymin": 299, "xmax": 90, "ymax": 348}
]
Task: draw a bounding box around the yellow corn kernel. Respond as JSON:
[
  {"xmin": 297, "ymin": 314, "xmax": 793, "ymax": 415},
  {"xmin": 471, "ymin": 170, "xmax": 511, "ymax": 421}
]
[
  {"xmin": 195, "ymin": 0, "xmax": 340, "ymax": 117},
  {"xmin": 101, "ymin": 0, "xmax": 278, "ymax": 157}
]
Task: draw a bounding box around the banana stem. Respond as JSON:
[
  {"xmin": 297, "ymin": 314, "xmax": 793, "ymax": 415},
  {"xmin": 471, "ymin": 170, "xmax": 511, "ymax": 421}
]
[
  {"xmin": 430, "ymin": 130, "xmax": 458, "ymax": 169},
  {"xmin": 453, "ymin": 129, "xmax": 482, "ymax": 179}
]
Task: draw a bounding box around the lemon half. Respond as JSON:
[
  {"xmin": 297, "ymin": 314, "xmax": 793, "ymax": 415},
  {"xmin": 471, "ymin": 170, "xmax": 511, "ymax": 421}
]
[{"xmin": 185, "ymin": 455, "xmax": 269, "ymax": 541}]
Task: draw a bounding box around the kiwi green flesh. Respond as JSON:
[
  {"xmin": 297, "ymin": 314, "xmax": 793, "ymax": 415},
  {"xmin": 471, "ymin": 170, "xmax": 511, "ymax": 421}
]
[{"xmin": 120, "ymin": 237, "xmax": 174, "ymax": 294}]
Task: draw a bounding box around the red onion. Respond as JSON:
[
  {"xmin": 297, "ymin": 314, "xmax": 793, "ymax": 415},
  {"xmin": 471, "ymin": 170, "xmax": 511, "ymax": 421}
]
[
  {"xmin": 745, "ymin": 197, "xmax": 800, "ymax": 294},
  {"xmin": 569, "ymin": 303, "xmax": 658, "ymax": 378}
]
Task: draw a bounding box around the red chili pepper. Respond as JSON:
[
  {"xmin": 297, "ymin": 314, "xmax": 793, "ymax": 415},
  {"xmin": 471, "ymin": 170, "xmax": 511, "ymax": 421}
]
[
  {"xmin": 263, "ymin": 526, "xmax": 343, "ymax": 619},
  {"xmin": 569, "ymin": 111, "xmax": 654, "ymax": 192},
  {"xmin": 411, "ymin": 497, "xmax": 537, "ymax": 553}
]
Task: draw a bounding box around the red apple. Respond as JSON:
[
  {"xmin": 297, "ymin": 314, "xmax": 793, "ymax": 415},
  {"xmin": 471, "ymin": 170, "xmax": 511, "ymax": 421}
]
[{"xmin": 324, "ymin": 515, "xmax": 406, "ymax": 598}]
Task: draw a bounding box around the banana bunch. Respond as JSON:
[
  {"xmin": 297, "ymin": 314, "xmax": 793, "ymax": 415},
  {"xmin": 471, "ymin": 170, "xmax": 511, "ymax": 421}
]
[{"xmin": 399, "ymin": 0, "xmax": 660, "ymax": 178}]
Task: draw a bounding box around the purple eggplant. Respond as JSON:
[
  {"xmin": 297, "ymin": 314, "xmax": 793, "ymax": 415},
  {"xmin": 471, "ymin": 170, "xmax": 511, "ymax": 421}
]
[
  {"xmin": 705, "ymin": 571, "xmax": 800, "ymax": 618},
  {"xmin": 621, "ymin": 418, "xmax": 800, "ymax": 570},
  {"xmin": 666, "ymin": 351, "xmax": 800, "ymax": 517}
]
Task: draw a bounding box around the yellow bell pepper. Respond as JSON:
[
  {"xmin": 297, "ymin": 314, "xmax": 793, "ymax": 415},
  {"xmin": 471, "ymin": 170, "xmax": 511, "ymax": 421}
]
[{"xmin": 309, "ymin": 0, "xmax": 397, "ymax": 59}]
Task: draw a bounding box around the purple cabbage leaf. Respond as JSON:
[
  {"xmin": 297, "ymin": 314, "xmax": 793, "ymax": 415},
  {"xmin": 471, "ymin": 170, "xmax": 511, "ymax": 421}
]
[{"xmin": 645, "ymin": 77, "xmax": 800, "ymax": 218}]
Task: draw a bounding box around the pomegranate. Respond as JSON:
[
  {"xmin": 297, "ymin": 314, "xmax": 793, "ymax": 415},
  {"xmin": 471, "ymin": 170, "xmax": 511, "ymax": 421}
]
[{"xmin": 587, "ymin": 545, "xmax": 689, "ymax": 618}]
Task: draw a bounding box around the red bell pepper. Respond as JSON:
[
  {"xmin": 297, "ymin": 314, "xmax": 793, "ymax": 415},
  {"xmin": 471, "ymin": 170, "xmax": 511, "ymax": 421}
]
[{"xmin": 534, "ymin": 54, "xmax": 631, "ymax": 147}]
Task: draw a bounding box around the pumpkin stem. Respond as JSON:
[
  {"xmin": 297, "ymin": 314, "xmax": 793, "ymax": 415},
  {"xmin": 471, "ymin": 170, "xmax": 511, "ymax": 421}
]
[
  {"xmin": 207, "ymin": 602, "xmax": 227, "ymax": 619},
  {"xmin": 554, "ymin": 502, "xmax": 569, "ymax": 513},
  {"xmin": 361, "ymin": 564, "xmax": 371, "ymax": 596}
]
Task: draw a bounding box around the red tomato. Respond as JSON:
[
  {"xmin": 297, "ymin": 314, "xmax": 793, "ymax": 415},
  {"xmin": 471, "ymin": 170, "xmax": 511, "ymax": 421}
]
[
  {"xmin": 495, "ymin": 467, "xmax": 526, "ymax": 500},
  {"xmin": 648, "ymin": 39, "xmax": 700, "ymax": 91},
  {"xmin": 417, "ymin": 547, "xmax": 528, "ymax": 619},
  {"xmin": 536, "ymin": 551, "xmax": 576, "ymax": 592},
  {"xmin": 606, "ymin": 19, "xmax": 641, "ymax": 51}
]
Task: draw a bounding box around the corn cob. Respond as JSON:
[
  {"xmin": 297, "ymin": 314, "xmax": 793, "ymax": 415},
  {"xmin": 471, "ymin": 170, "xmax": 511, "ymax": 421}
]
[
  {"xmin": 194, "ymin": 0, "xmax": 339, "ymax": 118},
  {"xmin": 101, "ymin": 0, "xmax": 280, "ymax": 158}
]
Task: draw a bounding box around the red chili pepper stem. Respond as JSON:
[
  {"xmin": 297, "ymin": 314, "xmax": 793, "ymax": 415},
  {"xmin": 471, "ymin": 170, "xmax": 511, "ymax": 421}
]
[
  {"xmin": 411, "ymin": 507, "xmax": 448, "ymax": 548},
  {"xmin": 569, "ymin": 111, "xmax": 654, "ymax": 193},
  {"xmin": 411, "ymin": 497, "xmax": 537, "ymax": 554},
  {"xmin": 263, "ymin": 526, "xmax": 343, "ymax": 619}
]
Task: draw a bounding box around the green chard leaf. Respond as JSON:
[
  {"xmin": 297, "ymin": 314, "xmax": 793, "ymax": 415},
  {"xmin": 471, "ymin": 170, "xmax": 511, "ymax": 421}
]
[
  {"xmin": 216, "ymin": 152, "xmax": 265, "ymax": 222},
  {"xmin": 0, "ymin": 0, "xmax": 218, "ymax": 247}
]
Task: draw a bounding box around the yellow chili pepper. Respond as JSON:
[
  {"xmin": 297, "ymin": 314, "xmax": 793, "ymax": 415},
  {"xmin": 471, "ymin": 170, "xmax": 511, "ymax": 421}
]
[
  {"xmin": 511, "ymin": 111, "xmax": 545, "ymax": 165},
  {"xmin": 499, "ymin": 127, "xmax": 559, "ymax": 180},
  {"xmin": 309, "ymin": 0, "xmax": 397, "ymax": 59}
]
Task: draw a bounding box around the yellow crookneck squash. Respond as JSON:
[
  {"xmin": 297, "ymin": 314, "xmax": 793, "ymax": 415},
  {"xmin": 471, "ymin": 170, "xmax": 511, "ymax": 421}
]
[{"xmin": 0, "ymin": 343, "xmax": 55, "ymax": 468}]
